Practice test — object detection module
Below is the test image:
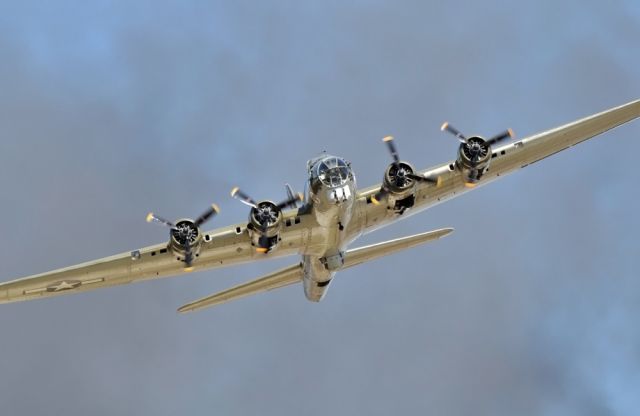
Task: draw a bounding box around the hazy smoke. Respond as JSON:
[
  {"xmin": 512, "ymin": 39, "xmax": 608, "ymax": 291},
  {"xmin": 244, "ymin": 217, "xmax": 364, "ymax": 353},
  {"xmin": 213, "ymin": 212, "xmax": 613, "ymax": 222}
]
[{"xmin": 0, "ymin": 2, "xmax": 639, "ymax": 415}]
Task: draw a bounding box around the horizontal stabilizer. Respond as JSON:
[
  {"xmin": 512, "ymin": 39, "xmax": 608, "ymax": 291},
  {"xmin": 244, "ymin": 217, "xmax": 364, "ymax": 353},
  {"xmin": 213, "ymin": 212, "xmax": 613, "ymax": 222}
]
[
  {"xmin": 177, "ymin": 263, "xmax": 303, "ymax": 313},
  {"xmin": 177, "ymin": 227, "xmax": 453, "ymax": 313},
  {"xmin": 342, "ymin": 227, "xmax": 453, "ymax": 270}
]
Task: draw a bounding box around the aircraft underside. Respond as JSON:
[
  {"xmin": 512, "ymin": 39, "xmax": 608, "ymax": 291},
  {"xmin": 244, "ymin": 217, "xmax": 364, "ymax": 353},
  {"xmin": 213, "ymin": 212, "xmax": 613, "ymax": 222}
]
[{"xmin": 0, "ymin": 99, "xmax": 639, "ymax": 312}]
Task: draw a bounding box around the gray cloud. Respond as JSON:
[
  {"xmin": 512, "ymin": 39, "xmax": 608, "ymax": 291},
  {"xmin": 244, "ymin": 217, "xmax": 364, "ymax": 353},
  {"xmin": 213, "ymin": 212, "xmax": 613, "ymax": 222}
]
[{"xmin": 0, "ymin": 1, "xmax": 639, "ymax": 415}]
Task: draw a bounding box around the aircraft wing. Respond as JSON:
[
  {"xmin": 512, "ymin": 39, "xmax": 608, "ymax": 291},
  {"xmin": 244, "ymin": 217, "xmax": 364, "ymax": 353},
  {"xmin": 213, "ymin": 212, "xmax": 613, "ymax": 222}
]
[
  {"xmin": 177, "ymin": 227, "xmax": 453, "ymax": 312},
  {"xmin": 358, "ymin": 99, "xmax": 640, "ymax": 231},
  {"xmin": 0, "ymin": 212, "xmax": 308, "ymax": 305}
]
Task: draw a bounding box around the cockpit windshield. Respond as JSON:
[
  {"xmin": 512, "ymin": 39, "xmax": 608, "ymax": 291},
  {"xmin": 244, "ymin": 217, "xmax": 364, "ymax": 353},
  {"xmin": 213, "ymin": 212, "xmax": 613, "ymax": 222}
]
[{"xmin": 315, "ymin": 156, "xmax": 350, "ymax": 187}]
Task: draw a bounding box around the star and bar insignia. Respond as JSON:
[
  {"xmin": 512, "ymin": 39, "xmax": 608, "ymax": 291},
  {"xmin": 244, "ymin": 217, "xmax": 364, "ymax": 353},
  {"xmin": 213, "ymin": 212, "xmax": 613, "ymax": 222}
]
[{"xmin": 46, "ymin": 280, "xmax": 82, "ymax": 292}]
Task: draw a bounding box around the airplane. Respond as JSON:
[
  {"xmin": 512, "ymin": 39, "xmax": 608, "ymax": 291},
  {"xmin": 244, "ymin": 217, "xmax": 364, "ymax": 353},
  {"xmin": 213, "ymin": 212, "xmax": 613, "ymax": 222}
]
[{"xmin": 1, "ymin": 99, "xmax": 639, "ymax": 313}]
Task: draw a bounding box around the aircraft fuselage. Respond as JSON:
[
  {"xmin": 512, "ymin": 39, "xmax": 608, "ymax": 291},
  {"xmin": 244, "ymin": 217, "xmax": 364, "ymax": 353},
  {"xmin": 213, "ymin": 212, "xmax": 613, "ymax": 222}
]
[{"xmin": 302, "ymin": 154, "xmax": 357, "ymax": 301}]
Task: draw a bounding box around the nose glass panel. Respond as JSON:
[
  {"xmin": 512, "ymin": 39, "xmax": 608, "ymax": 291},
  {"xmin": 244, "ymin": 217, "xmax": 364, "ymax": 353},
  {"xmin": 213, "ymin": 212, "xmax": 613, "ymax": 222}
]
[{"xmin": 316, "ymin": 157, "xmax": 350, "ymax": 187}]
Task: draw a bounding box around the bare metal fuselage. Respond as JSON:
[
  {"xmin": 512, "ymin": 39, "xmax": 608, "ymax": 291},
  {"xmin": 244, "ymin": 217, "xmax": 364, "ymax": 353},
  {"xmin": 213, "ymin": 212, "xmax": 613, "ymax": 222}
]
[{"xmin": 299, "ymin": 155, "xmax": 357, "ymax": 300}]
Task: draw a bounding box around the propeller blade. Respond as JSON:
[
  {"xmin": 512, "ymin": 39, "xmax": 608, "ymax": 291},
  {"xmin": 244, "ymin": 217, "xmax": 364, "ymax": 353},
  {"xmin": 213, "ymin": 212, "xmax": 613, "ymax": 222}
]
[
  {"xmin": 406, "ymin": 173, "xmax": 443, "ymax": 187},
  {"xmin": 194, "ymin": 204, "xmax": 220, "ymax": 227},
  {"xmin": 146, "ymin": 213, "xmax": 175, "ymax": 229},
  {"xmin": 486, "ymin": 128, "xmax": 514, "ymax": 146},
  {"xmin": 382, "ymin": 136, "xmax": 400, "ymax": 164},
  {"xmin": 183, "ymin": 239, "xmax": 194, "ymax": 270},
  {"xmin": 276, "ymin": 192, "xmax": 304, "ymax": 210},
  {"xmin": 231, "ymin": 187, "xmax": 258, "ymax": 208},
  {"xmin": 440, "ymin": 122, "xmax": 467, "ymax": 143}
]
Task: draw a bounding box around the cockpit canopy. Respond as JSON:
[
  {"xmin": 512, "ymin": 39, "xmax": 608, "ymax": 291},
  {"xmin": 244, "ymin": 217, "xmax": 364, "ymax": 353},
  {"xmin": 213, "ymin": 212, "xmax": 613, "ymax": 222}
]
[{"xmin": 313, "ymin": 156, "xmax": 351, "ymax": 188}]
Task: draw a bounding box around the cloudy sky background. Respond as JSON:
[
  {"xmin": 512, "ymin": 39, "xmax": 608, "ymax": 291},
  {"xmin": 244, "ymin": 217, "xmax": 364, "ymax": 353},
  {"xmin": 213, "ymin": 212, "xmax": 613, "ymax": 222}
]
[{"xmin": 1, "ymin": 1, "xmax": 639, "ymax": 415}]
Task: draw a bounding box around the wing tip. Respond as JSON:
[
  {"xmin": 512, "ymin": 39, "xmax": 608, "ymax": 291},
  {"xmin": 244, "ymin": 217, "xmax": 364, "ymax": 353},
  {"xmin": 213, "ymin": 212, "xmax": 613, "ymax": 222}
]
[
  {"xmin": 432, "ymin": 227, "xmax": 454, "ymax": 239},
  {"xmin": 441, "ymin": 227, "xmax": 455, "ymax": 237},
  {"xmin": 177, "ymin": 305, "xmax": 192, "ymax": 314}
]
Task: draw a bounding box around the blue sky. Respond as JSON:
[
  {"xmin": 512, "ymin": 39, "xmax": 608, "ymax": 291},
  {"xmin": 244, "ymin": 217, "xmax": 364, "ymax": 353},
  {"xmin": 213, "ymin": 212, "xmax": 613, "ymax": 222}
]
[{"xmin": 0, "ymin": 2, "xmax": 639, "ymax": 415}]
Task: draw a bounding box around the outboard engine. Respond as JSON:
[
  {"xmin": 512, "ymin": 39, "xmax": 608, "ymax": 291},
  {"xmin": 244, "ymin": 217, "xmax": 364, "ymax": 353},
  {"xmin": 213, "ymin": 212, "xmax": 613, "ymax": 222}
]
[
  {"xmin": 169, "ymin": 219, "xmax": 203, "ymax": 260},
  {"xmin": 441, "ymin": 122, "xmax": 514, "ymax": 187},
  {"xmin": 456, "ymin": 136, "xmax": 492, "ymax": 187},
  {"xmin": 145, "ymin": 203, "xmax": 220, "ymax": 270}
]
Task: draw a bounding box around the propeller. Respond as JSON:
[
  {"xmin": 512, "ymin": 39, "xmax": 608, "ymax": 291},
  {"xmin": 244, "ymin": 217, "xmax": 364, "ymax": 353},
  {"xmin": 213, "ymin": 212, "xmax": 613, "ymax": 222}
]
[
  {"xmin": 382, "ymin": 136, "xmax": 441, "ymax": 185},
  {"xmin": 486, "ymin": 128, "xmax": 515, "ymax": 146},
  {"xmin": 440, "ymin": 122, "xmax": 515, "ymax": 187},
  {"xmin": 383, "ymin": 135, "xmax": 401, "ymax": 164},
  {"xmin": 145, "ymin": 213, "xmax": 175, "ymax": 229},
  {"xmin": 231, "ymin": 187, "xmax": 303, "ymax": 211},
  {"xmin": 146, "ymin": 203, "xmax": 220, "ymax": 270},
  {"xmin": 230, "ymin": 187, "xmax": 258, "ymax": 208},
  {"xmin": 193, "ymin": 204, "xmax": 219, "ymax": 227},
  {"xmin": 372, "ymin": 136, "xmax": 441, "ymax": 205},
  {"xmin": 441, "ymin": 122, "xmax": 514, "ymax": 147},
  {"xmin": 231, "ymin": 186, "xmax": 303, "ymax": 253},
  {"xmin": 440, "ymin": 122, "xmax": 467, "ymax": 143}
]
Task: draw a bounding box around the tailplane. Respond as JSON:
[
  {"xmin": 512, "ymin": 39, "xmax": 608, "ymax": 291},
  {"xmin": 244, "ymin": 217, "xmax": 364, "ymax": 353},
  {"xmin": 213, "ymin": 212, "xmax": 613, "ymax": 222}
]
[{"xmin": 177, "ymin": 227, "xmax": 453, "ymax": 313}]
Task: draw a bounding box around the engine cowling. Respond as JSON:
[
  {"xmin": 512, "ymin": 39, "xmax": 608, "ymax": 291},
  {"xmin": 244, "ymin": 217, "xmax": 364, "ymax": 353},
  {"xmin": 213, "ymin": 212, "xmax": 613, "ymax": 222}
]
[
  {"xmin": 371, "ymin": 136, "xmax": 441, "ymax": 213},
  {"xmin": 247, "ymin": 201, "xmax": 283, "ymax": 253},
  {"xmin": 382, "ymin": 161, "xmax": 418, "ymax": 197},
  {"xmin": 456, "ymin": 136, "xmax": 492, "ymax": 186},
  {"xmin": 169, "ymin": 219, "xmax": 203, "ymax": 261},
  {"xmin": 146, "ymin": 203, "xmax": 219, "ymax": 270},
  {"xmin": 442, "ymin": 123, "xmax": 513, "ymax": 187},
  {"xmin": 230, "ymin": 186, "xmax": 303, "ymax": 253},
  {"xmin": 376, "ymin": 161, "xmax": 420, "ymax": 213}
]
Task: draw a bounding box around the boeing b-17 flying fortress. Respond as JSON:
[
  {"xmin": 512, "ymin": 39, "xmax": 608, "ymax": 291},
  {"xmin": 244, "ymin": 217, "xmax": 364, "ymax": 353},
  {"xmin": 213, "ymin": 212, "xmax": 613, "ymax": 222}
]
[{"xmin": 1, "ymin": 99, "xmax": 639, "ymax": 312}]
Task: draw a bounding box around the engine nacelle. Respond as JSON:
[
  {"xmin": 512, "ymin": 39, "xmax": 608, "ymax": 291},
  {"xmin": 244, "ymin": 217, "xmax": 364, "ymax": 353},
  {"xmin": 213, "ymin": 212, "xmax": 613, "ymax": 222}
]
[
  {"xmin": 247, "ymin": 201, "xmax": 283, "ymax": 252},
  {"xmin": 456, "ymin": 136, "xmax": 492, "ymax": 186},
  {"xmin": 379, "ymin": 161, "xmax": 418, "ymax": 213},
  {"xmin": 382, "ymin": 161, "xmax": 417, "ymax": 198},
  {"xmin": 169, "ymin": 219, "xmax": 203, "ymax": 261}
]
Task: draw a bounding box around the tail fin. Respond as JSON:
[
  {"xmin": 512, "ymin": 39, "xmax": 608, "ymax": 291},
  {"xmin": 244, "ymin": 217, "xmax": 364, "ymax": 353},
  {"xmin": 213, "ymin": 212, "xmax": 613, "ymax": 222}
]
[{"xmin": 177, "ymin": 228, "xmax": 453, "ymax": 313}]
